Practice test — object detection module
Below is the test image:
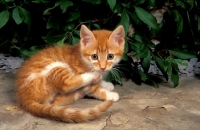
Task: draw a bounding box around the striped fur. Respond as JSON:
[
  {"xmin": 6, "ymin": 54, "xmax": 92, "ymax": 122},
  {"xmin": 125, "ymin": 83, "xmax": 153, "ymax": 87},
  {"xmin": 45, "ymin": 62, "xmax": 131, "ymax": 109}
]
[{"xmin": 15, "ymin": 25, "xmax": 125, "ymax": 122}]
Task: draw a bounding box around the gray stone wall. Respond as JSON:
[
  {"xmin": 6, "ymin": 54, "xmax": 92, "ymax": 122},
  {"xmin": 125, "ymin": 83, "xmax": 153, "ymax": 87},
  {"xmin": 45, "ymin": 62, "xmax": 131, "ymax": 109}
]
[
  {"xmin": 0, "ymin": 54, "xmax": 24, "ymax": 70},
  {"xmin": 148, "ymin": 58, "xmax": 200, "ymax": 76},
  {"xmin": 1, "ymin": 54, "xmax": 199, "ymax": 76}
]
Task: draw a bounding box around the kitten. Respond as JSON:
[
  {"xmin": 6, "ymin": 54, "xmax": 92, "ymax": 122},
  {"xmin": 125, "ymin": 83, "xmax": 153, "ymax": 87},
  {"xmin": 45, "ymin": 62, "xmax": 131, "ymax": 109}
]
[{"xmin": 15, "ymin": 25, "xmax": 125, "ymax": 123}]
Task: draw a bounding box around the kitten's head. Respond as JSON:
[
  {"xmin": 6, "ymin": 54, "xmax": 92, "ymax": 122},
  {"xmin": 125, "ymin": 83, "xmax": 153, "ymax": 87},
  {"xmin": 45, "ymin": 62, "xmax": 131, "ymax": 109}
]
[{"xmin": 80, "ymin": 25, "xmax": 125, "ymax": 72}]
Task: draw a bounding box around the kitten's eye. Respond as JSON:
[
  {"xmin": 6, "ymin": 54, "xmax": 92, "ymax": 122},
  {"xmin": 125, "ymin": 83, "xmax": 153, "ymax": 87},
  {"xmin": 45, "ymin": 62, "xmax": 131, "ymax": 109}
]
[
  {"xmin": 91, "ymin": 54, "xmax": 98, "ymax": 60},
  {"xmin": 107, "ymin": 54, "xmax": 114, "ymax": 60}
]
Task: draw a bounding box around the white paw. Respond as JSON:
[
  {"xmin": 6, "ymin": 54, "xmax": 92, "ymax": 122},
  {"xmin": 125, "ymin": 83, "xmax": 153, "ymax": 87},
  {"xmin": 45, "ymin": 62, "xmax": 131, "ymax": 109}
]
[
  {"xmin": 101, "ymin": 81, "xmax": 114, "ymax": 91},
  {"xmin": 81, "ymin": 72, "xmax": 102, "ymax": 86},
  {"xmin": 100, "ymin": 89, "xmax": 119, "ymax": 101},
  {"xmin": 106, "ymin": 92, "xmax": 119, "ymax": 101}
]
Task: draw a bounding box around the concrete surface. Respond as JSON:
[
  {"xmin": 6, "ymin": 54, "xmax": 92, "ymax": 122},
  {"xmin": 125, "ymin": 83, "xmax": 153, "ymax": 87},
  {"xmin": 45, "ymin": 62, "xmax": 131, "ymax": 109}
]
[{"xmin": 0, "ymin": 70, "xmax": 200, "ymax": 130}]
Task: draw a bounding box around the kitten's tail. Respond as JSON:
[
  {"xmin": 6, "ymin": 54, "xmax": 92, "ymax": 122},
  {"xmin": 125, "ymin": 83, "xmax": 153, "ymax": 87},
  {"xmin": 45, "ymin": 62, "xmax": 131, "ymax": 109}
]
[{"xmin": 23, "ymin": 100, "xmax": 113, "ymax": 122}]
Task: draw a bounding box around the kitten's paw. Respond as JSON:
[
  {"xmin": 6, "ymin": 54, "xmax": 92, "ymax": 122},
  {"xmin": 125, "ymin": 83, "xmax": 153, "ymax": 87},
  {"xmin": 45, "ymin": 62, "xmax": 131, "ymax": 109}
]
[
  {"xmin": 75, "ymin": 91, "xmax": 85, "ymax": 100},
  {"xmin": 81, "ymin": 72, "xmax": 102, "ymax": 86},
  {"xmin": 91, "ymin": 72, "xmax": 102, "ymax": 84},
  {"xmin": 100, "ymin": 89, "xmax": 119, "ymax": 101},
  {"xmin": 101, "ymin": 81, "xmax": 114, "ymax": 91},
  {"xmin": 106, "ymin": 92, "xmax": 119, "ymax": 101}
]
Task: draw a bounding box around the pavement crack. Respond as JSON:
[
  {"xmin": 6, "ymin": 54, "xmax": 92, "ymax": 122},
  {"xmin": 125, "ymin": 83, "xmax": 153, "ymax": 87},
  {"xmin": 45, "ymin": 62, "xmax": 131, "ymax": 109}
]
[
  {"xmin": 101, "ymin": 112, "xmax": 112, "ymax": 130},
  {"xmin": 124, "ymin": 118, "xmax": 130, "ymax": 124}
]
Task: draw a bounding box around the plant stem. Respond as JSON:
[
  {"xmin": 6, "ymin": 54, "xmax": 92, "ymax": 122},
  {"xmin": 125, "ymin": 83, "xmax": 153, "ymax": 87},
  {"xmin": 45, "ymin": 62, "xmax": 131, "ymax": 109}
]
[{"xmin": 186, "ymin": 11, "xmax": 197, "ymax": 44}]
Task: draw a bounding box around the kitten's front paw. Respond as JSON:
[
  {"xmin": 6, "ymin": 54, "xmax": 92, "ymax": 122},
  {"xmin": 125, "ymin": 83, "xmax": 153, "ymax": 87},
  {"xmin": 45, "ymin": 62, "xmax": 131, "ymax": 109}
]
[
  {"xmin": 107, "ymin": 92, "xmax": 119, "ymax": 101},
  {"xmin": 100, "ymin": 89, "xmax": 119, "ymax": 101},
  {"xmin": 81, "ymin": 72, "xmax": 102, "ymax": 86},
  {"xmin": 91, "ymin": 72, "xmax": 102, "ymax": 84},
  {"xmin": 101, "ymin": 81, "xmax": 114, "ymax": 91}
]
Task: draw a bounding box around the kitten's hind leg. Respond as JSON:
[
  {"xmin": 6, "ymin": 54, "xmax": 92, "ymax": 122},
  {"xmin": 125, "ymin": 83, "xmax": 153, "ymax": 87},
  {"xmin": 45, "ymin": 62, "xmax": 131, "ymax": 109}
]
[{"xmin": 52, "ymin": 91, "xmax": 85, "ymax": 105}]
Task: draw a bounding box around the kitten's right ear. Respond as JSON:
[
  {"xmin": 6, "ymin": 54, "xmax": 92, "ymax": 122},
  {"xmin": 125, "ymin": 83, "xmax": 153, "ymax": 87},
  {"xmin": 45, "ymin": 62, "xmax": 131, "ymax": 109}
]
[{"xmin": 80, "ymin": 25, "xmax": 95, "ymax": 46}]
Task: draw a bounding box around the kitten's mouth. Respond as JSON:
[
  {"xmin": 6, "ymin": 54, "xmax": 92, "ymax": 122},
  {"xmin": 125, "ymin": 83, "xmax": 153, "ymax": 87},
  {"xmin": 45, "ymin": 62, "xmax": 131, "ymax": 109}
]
[{"xmin": 100, "ymin": 69, "xmax": 109, "ymax": 73}]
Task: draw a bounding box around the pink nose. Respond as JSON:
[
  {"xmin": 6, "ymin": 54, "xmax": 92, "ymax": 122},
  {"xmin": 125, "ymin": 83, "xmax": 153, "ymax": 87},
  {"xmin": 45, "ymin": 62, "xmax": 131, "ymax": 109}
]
[{"xmin": 100, "ymin": 68, "xmax": 106, "ymax": 71}]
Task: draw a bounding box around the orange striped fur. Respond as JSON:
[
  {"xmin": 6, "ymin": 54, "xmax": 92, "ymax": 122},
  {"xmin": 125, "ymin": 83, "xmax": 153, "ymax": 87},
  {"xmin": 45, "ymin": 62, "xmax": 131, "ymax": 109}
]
[{"xmin": 15, "ymin": 25, "xmax": 125, "ymax": 122}]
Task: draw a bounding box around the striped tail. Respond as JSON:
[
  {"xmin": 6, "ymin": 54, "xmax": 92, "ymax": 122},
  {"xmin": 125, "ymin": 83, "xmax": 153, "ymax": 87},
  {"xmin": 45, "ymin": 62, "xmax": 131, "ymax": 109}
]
[{"xmin": 22, "ymin": 100, "xmax": 113, "ymax": 123}]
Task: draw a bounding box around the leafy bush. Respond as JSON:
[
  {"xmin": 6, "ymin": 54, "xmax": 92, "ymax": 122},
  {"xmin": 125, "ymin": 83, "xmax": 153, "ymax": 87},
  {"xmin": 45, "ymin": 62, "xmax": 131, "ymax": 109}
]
[{"xmin": 0, "ymin": 0, "xmax": 199, "ymax": 87}]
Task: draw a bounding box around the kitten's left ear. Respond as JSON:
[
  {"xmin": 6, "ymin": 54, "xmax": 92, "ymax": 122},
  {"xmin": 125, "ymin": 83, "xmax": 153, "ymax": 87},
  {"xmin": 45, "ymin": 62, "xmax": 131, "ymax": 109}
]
[{"xmin": 109, "ymin": 25, "xmax": 125, "ymax": 46}]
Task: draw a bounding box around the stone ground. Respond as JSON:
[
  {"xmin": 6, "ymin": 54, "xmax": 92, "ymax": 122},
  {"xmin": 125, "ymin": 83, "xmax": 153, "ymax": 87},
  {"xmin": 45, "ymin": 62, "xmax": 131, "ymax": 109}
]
[{"xmin": 0, "ymin": 69, "xmax": 200, "ymax": 130}]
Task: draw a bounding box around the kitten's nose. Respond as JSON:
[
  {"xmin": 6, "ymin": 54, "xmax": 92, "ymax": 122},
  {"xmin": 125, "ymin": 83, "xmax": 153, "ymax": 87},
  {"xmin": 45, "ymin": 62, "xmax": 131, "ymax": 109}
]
[{"xmin": 100, "ymin": 68, "xmax": 106, "ymax": 71}]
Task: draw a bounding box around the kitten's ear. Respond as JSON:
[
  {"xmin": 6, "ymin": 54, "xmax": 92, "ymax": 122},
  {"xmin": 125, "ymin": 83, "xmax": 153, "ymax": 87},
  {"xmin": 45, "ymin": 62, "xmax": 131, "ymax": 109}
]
[
  {"xmin": 80, "ymin": 25, "xmax": 95, "ymax": 46},
  {"xmin": 109, "ymin": 25, "xmax": 125, "ymax": 46}
]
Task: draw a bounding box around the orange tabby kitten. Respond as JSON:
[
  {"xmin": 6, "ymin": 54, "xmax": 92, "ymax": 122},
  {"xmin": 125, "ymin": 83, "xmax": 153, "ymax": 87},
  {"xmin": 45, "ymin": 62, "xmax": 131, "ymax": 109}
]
[{"xmin": 15, "ymin": 25, "xmax": 125, "ymax": 122}]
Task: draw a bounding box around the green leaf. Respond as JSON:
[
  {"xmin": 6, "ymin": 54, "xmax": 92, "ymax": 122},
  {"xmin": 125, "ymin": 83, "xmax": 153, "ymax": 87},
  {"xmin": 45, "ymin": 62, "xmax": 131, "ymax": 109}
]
[
  {"xmin": 109, "ymin": 68, "xmax": 123, "ymax": 85},
  {"xmin": 130, "ymin": 42, "xmax": 141, "ymax": 51},
  {"xmin": 142, "ymin": 50, "xmax": 150, "ymax": 72},
  {"xmin": 5, "ymin": 0, "xmax": 14, "ymax": 2},
  {"xmin": 18, "ymin": 7, "xmax": 31, "ymax": 26},
  {"xmin": 113, "ymin": 3, "xmax": 123, "ymax": 13},
  {"xmin": 45, "ymin": 30, "xmax": 66, "ymax": 44},
  {"xmin": 164, "ymin": 59, "xmax": 169, "ymax": 71},
  {"xmin": 64, "ymin": 23, "xmax": 75, "ymax": 31},
  {"xmin": 148, "ymin": 78, "xmax": 158, "ymax": 88},
  {"xmin": 186, "ymin": 0, "xmax": 194, "ymax": 9},
  {"xmin": 132, "ymin": 33, "xmax": 155, "ymax": 47},
  {"xmin": 138, "ymin": 69, "xmax": 147, "ymax": 81},
  {"xmin": 149, "ymin": 0, "xmax": 155, "ymax": 7},
  {"xmin": 167, "ymin": 62, "xmax": 172, "ymax": 78},
  {"xmin": 173, "ymin": 10, "xmax": 183, "ymax": 35},
  {"xmin": 41, "ymin": 0, "xmax": 49, "ymax": 3},
  {"xmin": 93, "ymin": 23, "xmax": 100, "ymax": 29},
  {"xmin": 60, "ymin": 0, "xmax": 73, "ymax": 13},
  {"xmin": 132, "ymin": 0, "xmax": 146, "ymax": 5},
  {"xmin": 132, "ymin": 34, "xmax": 144, "ymax": 43},
  {"xmin": 150, "ymin": 27, "xmax": 159, "ymax": 37},
  {"xmin": 153, "ymin": 55, "xmax": 168, "ymax": 80},
  {"xmin": 20, "ymin": 46, "xmax": 39, "ymax": 57},
  {"xmin": 171, "ymin": 70, "xmax": 179, "ymax": 87},
  {"xmin": 128, "ymin": 12, "xmax": 142, "ymax": 25},
  {"xmin": 0, "ymin": 0, "xmax": 6, "ymax": 4},
  {"xmin": 134, "ymin": 45, "xmax": 148, "ymax": 58},
  {"xmin": 71, "ymin": 36, "xmax": 79, "ymax": 45},
  {"xmin": 82, "ymin": 0, "xmax": 101, "ymax": 4},
  {"xmin": 169, "ymin": 49, "xmax": 196, "ymax": 59},
  {"xmin": 0, "ymin": 10, "xmax": 9, "ymax": 28},
  {"xmin": 107, "ymin": 0, "xmax": 116, "ymax": 11},
  {"xmin": 12, "ymin": 7, "xmax": 23, "ymax": 25},
  {"xmin": 124, "ymin": 41, "xmax": 129, "ymax": 53},
  {"xmin": 11, "ymin": 45, "xmax": 39, "ymax": 58},
  {"xmin": 56, "ymin": 37, "xmax": 66, "ymax": 46},
  {"xmin": 43, "ymin": 1, "xmax": 60, "ymax": 14},
  {"xmin": 66, "ymin": 11, "xmax": 80, "ymax": 22},
  {"xmin": 132, "ymin": 33, "xmax": 145, "ymax": 43},
  {"xmin": 134, "ymin": 6, "xmax": 159, "ymax": 30},
  {"xmin": 118, "ymin": 9, "xmax": 130, "ymax": 34},
  {"xmin": 122, "ymin": 54, "xmax": 129, "ymax": 61},
  {"xmin": 31, "ymin": 0, "xmax": 42, "ymax": 3},
  {"xmin": 174, "ymin": 0, "xmax": 186, "ymax": 9},
  {"xmin": 46, "ymin": 16, "xmax": 60, "ymax": 29},
  {"xmin": 171, "ymin": 61, "xmax": 179, "ymax": 73},
  {"xmin": 196, "ymin": 15, "xmax": 200, "ymax": 31},
  {"xmin": 174, "ymin": 59, "xmax": 188, "ymax": 66}
]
